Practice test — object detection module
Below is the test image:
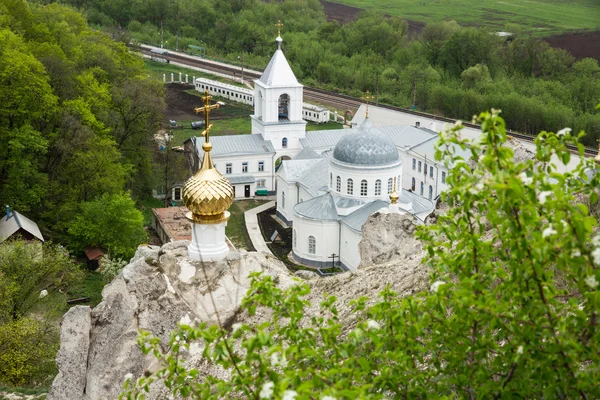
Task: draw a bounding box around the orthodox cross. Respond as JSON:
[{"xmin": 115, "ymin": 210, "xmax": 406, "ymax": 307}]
[
  {"xmin": 275, "ymin": 20, "xmax": 284, "ymax": 36},
  {"xmin": 361, "ymin": 91, "xmax": 374, "ymax": 118},
  {"xmin": 328, "ymin": 253, "xmax": 338, "ymax": 269},
  {"xmin": 194, "ymin": 90, "xmax": 220, "ymax": 144}
]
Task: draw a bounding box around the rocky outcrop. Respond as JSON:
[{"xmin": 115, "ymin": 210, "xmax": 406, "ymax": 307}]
[
  {"xmin": 358, "ymin": 211, "xmax": 422, "ymax": 268},
  {"xmin": 47, "ymin": 306, "xmax": 91, "ymax": 400},
  {"xmin": 50, "ymin": 214, "xmax": 428, "ymax": 399}
]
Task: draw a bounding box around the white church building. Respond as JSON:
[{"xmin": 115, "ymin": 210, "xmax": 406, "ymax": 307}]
[{"xmin": 184, "ymin": 33, "xmax": 462, "ymax": 271}]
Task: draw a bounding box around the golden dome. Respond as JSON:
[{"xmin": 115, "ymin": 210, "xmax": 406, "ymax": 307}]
[
  {"xmin": 183, "ymin": 92, "xmax": 234, "ymax": 223},
  {"xmin": 182, "ymin": 156, "xmax": 234, "ymax": 223}
]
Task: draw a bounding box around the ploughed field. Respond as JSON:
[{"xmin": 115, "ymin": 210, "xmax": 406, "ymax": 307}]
[{"xmin": 321, "ymin": 0, "xmax": 599, "ymax": 36}]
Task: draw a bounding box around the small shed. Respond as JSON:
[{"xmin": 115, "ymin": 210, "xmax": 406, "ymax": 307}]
[
  {"xmin": 84, "ymin": 247, "xmax": 106, "ymax": 271},
  {"xmin": 0, "ymin": 207, "xmax": 44, "ymax": 243}
]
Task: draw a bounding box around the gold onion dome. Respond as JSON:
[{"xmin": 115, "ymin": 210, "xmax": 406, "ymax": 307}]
[{"xmin": 182, "ymin": 92, "xmax": 234, "ymax": 223}]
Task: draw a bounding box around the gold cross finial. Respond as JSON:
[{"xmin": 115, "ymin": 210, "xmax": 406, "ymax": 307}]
[
  {"xmin": 275, "ymin": 20, "xmax": 284, "ymax": 36},
  {"xmin": 361, "ymin": 91, "xmax": 374, "ymax": 118},
  {"xmin": 194, "ymin": 90, "xmax": 220, "ymax": 145},
  {"xmin": 390, "ymin": 176, "xmax": 399, "ymax": 204}
]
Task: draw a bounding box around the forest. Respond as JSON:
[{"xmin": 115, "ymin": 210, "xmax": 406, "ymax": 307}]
[{"xmin": 53, "ymin": 0, "xmax": 600, "ymax": 146}]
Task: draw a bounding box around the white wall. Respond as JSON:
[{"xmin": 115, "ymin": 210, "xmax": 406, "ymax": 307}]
[
  {"xmin": 328, "ymin": 160, "xmax": 402, "ymax": 204},
  {"xmin": 212, "ymin": 153, "xmax": 275, "ymax": 197},
  {"xmin": 292, "ymin": 217, "xmax": 339, "ymax": 263},
  {"xmin": 340, "ymin": 225, "xmax": 362, "ymax": 271},
  {"xmin": 276, "ymin": 178, "xmax": 297, "ymax": 223},
  {"xmin": 402, "ymin": 152, "xmax": 448, "ymax": 199}
]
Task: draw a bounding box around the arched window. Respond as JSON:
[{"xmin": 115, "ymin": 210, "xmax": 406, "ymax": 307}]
[
  {"xmin": 420, "ymin": 182, "xmax": 424, "ymax": 196},
  {"xmin": 361, "ymin": 180, "xmax": 367, "ymax": 196},
  {"xmin": 336, "ymin": 176, "xmax": 341, "ymax": 192},
  {"xmin": 442, "ymin": 171, "xmax": 447, "ymax": 183},
  {"xmin": 282, "ymin": 191, "xmax": 285, "ymax": 208},
  {"xmin": 293, "ymin": 229, "xmax": 297, "ymax": 248},
  {"xmin": 388, "ymin": 178, "xmax": 393, "ymax": 194},
  {"xmin": 278, "ymin": 94, "xmax": 290, "ymax": 120},
  {"xmin": 429, "ymin": 185, "xmax": 433, "ymax": 200},
  {"xmin": 411, "ymin": 177, "xmax": 416, "ymax": 191},
  {"xmin": 308, "ymin": 236, "xmax": 316, "ymax": 254},
  {"xmin": 347, "ymin": 178, "xmax": 353, "ymax": 195},
  {"xmin": 282, "ymin": 137, "xmax": 288, "ymax": 148},
  {"xmin": 375, "ymin": 179, "xmax": 381, "ymax": 196}
]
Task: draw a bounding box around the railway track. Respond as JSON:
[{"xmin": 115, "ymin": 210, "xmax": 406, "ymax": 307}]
[{"xmin": 139, "ymin": 46, "xmax": 598, "ymax": 158}]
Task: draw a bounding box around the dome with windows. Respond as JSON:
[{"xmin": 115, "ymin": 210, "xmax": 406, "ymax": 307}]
[{"xmin": 332, "ymin": 118, "xmax": 399, "ymax": 166}]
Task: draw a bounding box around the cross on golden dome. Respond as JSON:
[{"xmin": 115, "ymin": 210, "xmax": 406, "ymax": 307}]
[
  {"xmin": 361, "ymin": 91, "xmax": 374, "ymax": 118},
  {"xmin": 183, "ymin": 91, "xmax": 234, "ymax": 223},
  {"xmin": 194, "ymin": 90, "xmax": 220, "ymax": 147},
  {"xmin": 275, "ymin": 20, "xmax": 284, "ymax": 36}
]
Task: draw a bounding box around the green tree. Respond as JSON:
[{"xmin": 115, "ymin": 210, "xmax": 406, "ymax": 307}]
[
  {"xmin": 123, "ymin": 111, "xmax": 600, "ymax": 399},
  {"xmin": 68, "ymin": 192, "xmax": 147, "ymax": 259},
  {"xmin": 0, "ymin": 239, "xmax": 81, "ymax": 322}
]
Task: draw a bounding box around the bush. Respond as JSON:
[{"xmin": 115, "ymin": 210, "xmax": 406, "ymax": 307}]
[{"xmin": 0, "ymin": 317, "xmax": 58, "ymax": 386}]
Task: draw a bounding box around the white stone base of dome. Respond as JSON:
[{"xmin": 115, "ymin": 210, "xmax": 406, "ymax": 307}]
[{"xmin": 188, "ymin": 219, "xmax": 229, "ymax": 262}]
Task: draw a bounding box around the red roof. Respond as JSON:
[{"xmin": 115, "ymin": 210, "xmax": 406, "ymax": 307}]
[{"xmin": 84, "ymin": 247, "xmax": 105, "ymax": 260}]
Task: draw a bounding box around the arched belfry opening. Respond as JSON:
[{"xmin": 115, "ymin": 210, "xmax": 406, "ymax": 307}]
[{"xmin": 278, "ymin": 94, "xmax": 290, "ymax": 121}]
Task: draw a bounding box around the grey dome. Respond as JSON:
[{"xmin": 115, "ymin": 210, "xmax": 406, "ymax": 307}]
[{"xmin": 332, "ymin": 119, "xmax": 399, "ymax": 166}]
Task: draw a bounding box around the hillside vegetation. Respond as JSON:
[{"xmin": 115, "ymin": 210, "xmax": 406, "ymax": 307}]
[{"xmin": 50, "ymin": 0, "xmax": 600, "ymax": 145}]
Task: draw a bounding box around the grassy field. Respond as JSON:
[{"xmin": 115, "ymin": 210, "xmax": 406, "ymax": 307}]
[
  {"xmin": 227, "ymin": 200, "xmax": 270, "ymax": 250},
  {"xmin": 330, "ymin": 0, "xmax": 600, "ymax": 36}
]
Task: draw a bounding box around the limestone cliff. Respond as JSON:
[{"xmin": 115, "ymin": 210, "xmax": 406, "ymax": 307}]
[{"xmin": 48, "ymin": 212, "xmax": 428, "ymax": 400}]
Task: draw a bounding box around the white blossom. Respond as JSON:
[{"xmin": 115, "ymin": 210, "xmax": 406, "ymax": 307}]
[
  {"xmin": 282, "ymin": 390, "xmax": 297, "ymax": 400},
  {"xmin": 538, "ymin": 191, "xmax": 552, "ymax": 205},
  {"xmin": 367, "ymin": 320, "xmax": 381, "ymax": 330},
  {"xmin": 123, "ymin": 373, "xmax": 133, "ymax": 382},
  {"xmin": 259, "ymin": 381, "xmax": 275, "ymax": 399},
  {"xmin": 542, "ymin": 226, "xmax": 557, "ymax": 238},
  {"xmin": 179, "ymin": 314, "xmax": 191, "ymax": 326},
  {"xmin": 592, "ymin": 247, "xmax": 600, "ymax": 266},
  {"xmin": 454, "ymin": 120, "xmax": 463, "ymax": 128},
  {"xmin": 39, "ymin": 289, "xmax": 48, "ymax": 299},
  {"xmin": 232, "ymin": 323, "xmax": 243, "ymax": 333},
  {"xmin": 592, "ymin": 235, "xmax": 600, "ymax": 247},
  {"xmin": 517, "ymin": 345, "xmax": 524, "ymax": 355},
  {"xmin": 571, "ymin": 249, "xmax": 581, "ymax": 258},
  {"xmin": 270, "ymin": 352, "xmax": 280, "ymax": 366},
  {"xmin": 430, "ymin": 281, "xmax": 445, "ymax": 293},
  {"xmin": 518, "ymin": 172, "xmax": 533, "ymax": 186},
  {"xmin": 322, "ymin": 396, "xmax": 337, "ymax": 400},
  {"xmin": 585, "ymin": 275, "xmax": 598, "ymax": 289},
  {"xmin": 557, "ymin": 128, "xmax": 571, "ymax": 137}
]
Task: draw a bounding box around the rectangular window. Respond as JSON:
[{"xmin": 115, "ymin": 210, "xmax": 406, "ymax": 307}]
[
  {"xmin": 242, "ymin": 162, "xmax": 248, "ymax": 173},
  {"xmin": 412, "ymin": 158, "xmax": 416, "ymax": 170},
  {"xmin": 442, "ymin": 171, "xmax": 446, "ymax": 183},
  {"xmin": 257, "ymin": 179, "xmax": 265, "ymax": 188},
  {"xmin": 226, "ymin": 163, "xmax": 232, "ymax": 174},
  {"xmin": 424, "ymin": 163, "xmax": 428, "ymax": 175},
  {"xmin": 430, "ymin": 166, "xmax": 433, "ymax": 177},
  {"xmin": 258, "ymin": 161, "xmax": 264, "ymax": 172},
  {"xmin": 418, "ymin": 161, "xmax": 422, "ymax": 172}
]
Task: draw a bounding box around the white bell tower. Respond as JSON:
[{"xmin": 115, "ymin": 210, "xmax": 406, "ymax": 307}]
[{"xmin": 251, "ymin": 28, "xmax": 306, "ymax": 153}]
